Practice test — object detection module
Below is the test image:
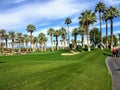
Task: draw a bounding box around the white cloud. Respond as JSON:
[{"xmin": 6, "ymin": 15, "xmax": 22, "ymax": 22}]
[
  {"xmin": 0, "ymin": 0, "xmax": 91, "ymax": 32},
  {"xmin": 103, "ymin": 0, "xmax": 120, "ymax": 6}
]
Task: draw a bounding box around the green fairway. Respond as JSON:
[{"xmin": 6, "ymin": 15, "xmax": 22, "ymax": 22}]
[{"xmin": 0, "ymin": 49, "xmax": 111, "ymax": 90}]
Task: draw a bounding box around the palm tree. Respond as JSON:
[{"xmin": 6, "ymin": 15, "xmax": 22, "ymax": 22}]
[
  {"xmin": 78, "ymin": 20, "xmax": 86, "ymax": 48},
  {"xmin": 8, "ymin": 31, "xmax": 15, "ymax": 52},
  {"xmin": 21, "ymin": 37, "xmax": 24, "ymax": 49},
  {"xmin": 91, "ymin": 12, "xmax": 97, "ymax": 47},
  {"xmin": 33, "ymin": 37, "xmax": 38, "ymax": 52},
  {"xmin": 79, "ymin": 10, "xmax": 93, "ymax": 51},
  {"xmin": 0, "ymin": 29, "xmax": 5, "ymax": 41},
  {"xmin": 95, "ymin": 2, "xmax": 106, "ymax": 49},
  {"xmin": 43, "ymin": 36, "xmax": 48, "ymax": 51},
  {"xmin": 24, "ymin": 34, "xmax": 29, "ymax": 52},
  {"xmin": 90, "ymin": 28, "xmax": 100, "ymax": 47},
  {"xmin": 72, "ymin": 28, "xmax": 79, "ymax": 50},
  {"xmin": 102, "ymin": 8, "xmax": 109, "ymax": 48},
  {"xmin": 78, "ymin": 27, "xmax": 85, "ymax": 48},
  {"xmin": 53, "ymin": 30, "xmax": 60, "ymax": 50},
  {"xmin": 59, "ymin": 27, "xmax": 67, "ymax": 50},
  {"xmin": 38, "ymin": 33, "xmax": 45, "ymax": 51},
  {"xmin": 47, "ymin": 28, "xmax": 54, "ymax": 51},
  {"xmin": 65, "ymin": 17, "xmax": 72, "ymax": 46},
  {"xmin": 91, "ymin": 12, "xmax": 97, "ymax": 30},
  {"xmin": 0, "ymin": 29, "xmax": 6, "ymax": 54},
  {"xmin": 17, "ymin": 32, "xmax": 22, "ymax": 53},
  {"xmin": 107, "ymin": 6, "xmax": 120, "ymax": 49},
  {"xmin": 26, "ymin": 24, "xmax": 36, "ymax": 51},
  {"xmin": 4, "ymin": 33, "xmax": 9, "ymax": 49},
  {"xmin": 38, "ymin": 39, "xmax": 42, "ymax": 51}
]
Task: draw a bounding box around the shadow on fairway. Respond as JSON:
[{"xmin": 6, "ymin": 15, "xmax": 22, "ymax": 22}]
[
  {"xmin": 0, "ymin": 62, "xmax": 5, "ymax": 64},
  {"xmin": 103, "ymin": 52, "xmax": 111, "ymax": 57}
]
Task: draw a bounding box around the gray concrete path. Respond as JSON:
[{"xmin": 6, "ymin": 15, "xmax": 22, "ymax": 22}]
[{"xmin": 106, "ymin": 57, "xmax": 120, "ymax": 90}]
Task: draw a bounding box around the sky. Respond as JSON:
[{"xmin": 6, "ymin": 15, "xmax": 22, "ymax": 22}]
[{"xmin": 0, "ymin": 0, "xmax": 120, "ymax": 46}]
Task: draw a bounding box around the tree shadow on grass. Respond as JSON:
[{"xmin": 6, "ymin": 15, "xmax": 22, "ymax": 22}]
[
  {"xmin": 0, "ymin": 62, "xmax": 5, "ymax": 64},
  {"xmin": 103, "ymin": 52, "xmax": 112, "ymax": 57}
]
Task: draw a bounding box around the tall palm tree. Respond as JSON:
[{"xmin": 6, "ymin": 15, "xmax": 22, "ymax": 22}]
[
  {"xmin": 24, "ymin": 34, "xmax": 29, "ymax": 52},
  {"xmin": 8, "ymin": 31, "xmax": 15, "ymax": 52},
  {"xmin": 47, "ymin": 28, "xmax": 54, "ymax": 51},
  {"xmin": 53, "ymin": 30, "xmax": 60, "ymax": 50},
  {"xmin": 78, "ymin": 27, "xmax": 86, "ymax": 48},
  {"xmin": 17, "ymin": 32, "xmax": 22, "ymax": 53},
  {"xmin": 59, "ymin": 27, "xmax": 67, "ymax": 50},
  {"xmin": 26, "ymin": 24, "xmax": 36, "ymax": 51},
  {"xmin": 65, "ymin": 17, "xmax": 72, "ymax": 46},
  {"xmin": 72, "ymin": 28, "xmax": 79, "ymax": 50},
  {"xmin": 95, "ymin": 2, "xmax": 106, "ymax": 49},
  {"xmin": 78, "ymin": 19, "xmax": 86, "ymax": 49},
  {"xmin": 107, "ymin": 6, "xmax": 120, "ymax": 49},
  {"xmin": 91, "ymin": 12, "xmax": 97, "ymax": 30},
  {"xmin": 38, "ymin": 33, "xmax": 45, "ymax": 51},
  {"xmin": 79, "ymin": 10, "xmax": 93, "ymax": 51},
  {"xmin": 43, "ymin": 36, "xmax": 48, "ymax": 51},
  {"xmin": 102, "ymin": 8, "xmax": 109, "ymax": 48}
]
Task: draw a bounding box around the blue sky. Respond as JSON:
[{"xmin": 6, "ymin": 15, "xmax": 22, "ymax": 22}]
[{"xmin": 0, "ymin": 0, "xmax": 120, "ymax": 45}]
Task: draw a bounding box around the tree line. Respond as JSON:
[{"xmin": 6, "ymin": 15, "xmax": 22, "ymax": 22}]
[{"xmin": 0, "ymin": 2, "xmax": 120, "ymax": 54}]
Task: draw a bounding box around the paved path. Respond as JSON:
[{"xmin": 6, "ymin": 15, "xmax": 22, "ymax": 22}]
[{"xmin": 106, "ymin": 57, "xmax": 120, "ymax": 90}]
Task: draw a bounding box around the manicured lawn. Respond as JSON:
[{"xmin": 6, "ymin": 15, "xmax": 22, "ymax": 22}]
[{"xmin": 0, "ymin": 49, "xmax": 111, "ymax": 90}]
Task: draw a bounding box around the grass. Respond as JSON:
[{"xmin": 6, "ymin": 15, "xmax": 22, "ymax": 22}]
[{"xmin": 0, "ymin": 49, "xmax": 112, "ymax": 90}]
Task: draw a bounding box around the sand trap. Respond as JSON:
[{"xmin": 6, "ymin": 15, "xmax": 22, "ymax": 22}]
[{"xmin": 61, "ymin": 51, "xmax": 80, "ymax": 56}]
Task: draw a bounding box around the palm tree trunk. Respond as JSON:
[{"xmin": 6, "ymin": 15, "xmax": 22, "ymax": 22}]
[
  {"xmin": 110, "ymin": 19, "xmax": 113, "ymax": 50},
  {"xmin": 12, "ymin": 39, "xmax": 14, "ymax": 52},
  {"xmin": 33, "ymin": 43, "xmax": 35, "ymax": 52},
  {"xmin": 82, "ymin": 32, "xmax": 84, "ymax": 48},
  {"xmin": 86, "ymin": 21, "xmax": 91, "ymax": 52},
  {"xmin": 92, "ymin": 23, "xmax": 95, "ymax": 47},
  {"xmin": 44, "ymin": 42, "xmax": 47, "ymax": 51},
  {"xmin": 43, "ymin": 42, "xmax": 45, "ymax": 51},
  {"xmin": 18, "ymin": 40, "xmax": 21, "ymax": 53},
  {"xmin": 68, "ymin": 25, "xmax": 70, "ymax": 47},
  {"xmin": 30, "ymin": 32, "xmax": 32, "ymax": 51},
  {"xmin": 100, "ymin": 12, "xmax": 103, "ymax": 50},
  {"xmin": 63, "ymin": 38, "xmax": 65, "ymax": 50},
  {"xmin": 26, "ymin": 42, "xmax": 28, "ymax": 52},
  {"xmin": 56, "ymin": 37, "xmax": 58, "ymax": 50},
  {"xmin": 106, "ymin": 20, "xmax": 108, "ymax": 48},
  {"xmin": 51, "ymin": 36, "xmax": 53, "ymax": 51},
  {"xmin": 74, "ymin": 35, "xmax": 77, "ymax": 50},
  {"xmin": 5, "ymin": 38, "xmax": 8, "ymax": 48}
]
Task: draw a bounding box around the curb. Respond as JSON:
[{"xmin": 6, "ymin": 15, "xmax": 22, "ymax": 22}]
[
  {"xmin": 105, "ymin": 57, "xmax": 113, "ymax": 90},
  {"xmin": 106, "ymin": 57, "xmax": 112, "ymax": 75}
]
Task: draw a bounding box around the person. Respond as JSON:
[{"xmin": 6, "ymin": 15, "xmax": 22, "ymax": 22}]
[{"xmin": 112, "ymin": 47, "xmax": 117, "ymax": 58}]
